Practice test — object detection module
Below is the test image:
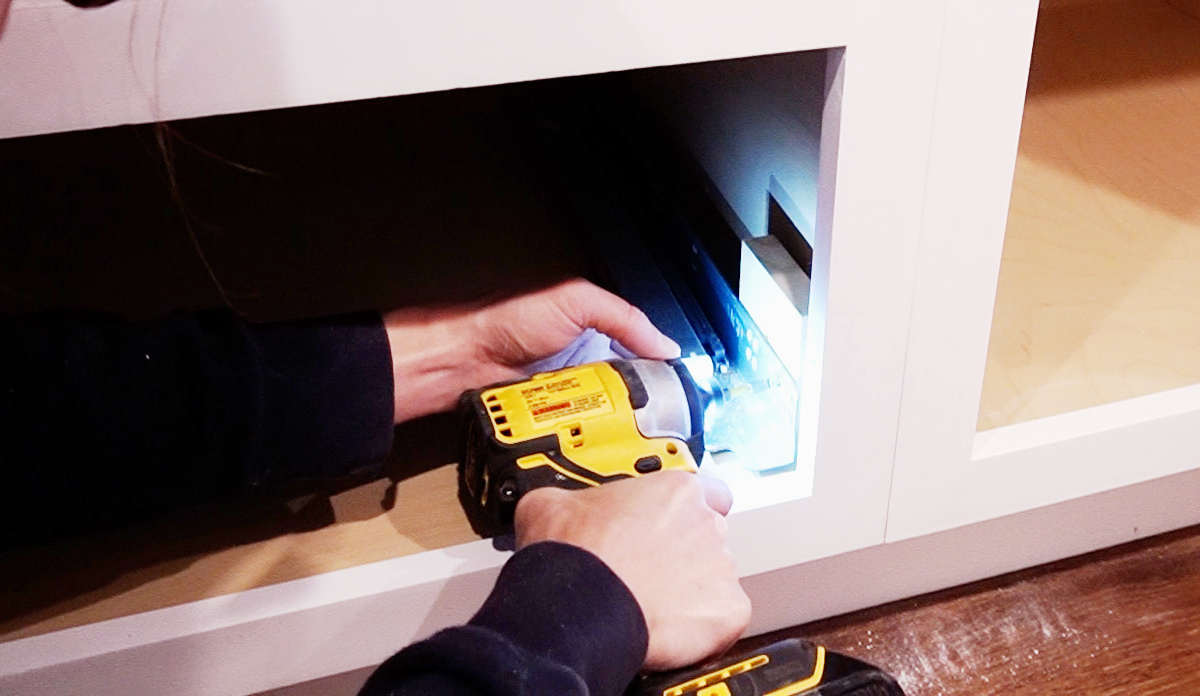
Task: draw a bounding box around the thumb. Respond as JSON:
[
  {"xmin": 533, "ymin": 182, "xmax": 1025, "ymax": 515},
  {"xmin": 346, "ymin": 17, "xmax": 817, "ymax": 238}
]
[
  {"xmin": 696, "ymin": 472, "xmax": 734, "ymax": 516},
  {"xmin": 560, "ymin": 281, "xmax": 681, "ymax": 360}
]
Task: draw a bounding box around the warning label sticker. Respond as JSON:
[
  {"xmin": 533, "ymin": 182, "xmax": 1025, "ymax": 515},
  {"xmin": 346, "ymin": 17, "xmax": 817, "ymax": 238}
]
[{"xmin": 522, "ymin": 371, "xmax": 613, "ymax": 426}]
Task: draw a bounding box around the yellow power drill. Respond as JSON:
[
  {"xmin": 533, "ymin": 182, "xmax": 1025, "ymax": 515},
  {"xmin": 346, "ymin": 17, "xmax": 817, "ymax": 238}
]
[
  {"xmin": 458, "ymin": 358, "xmax": 708, "ymax": 534},
  {"xmin": 459, "ymin": 359, "xmax": 905, "ymax": 696}
]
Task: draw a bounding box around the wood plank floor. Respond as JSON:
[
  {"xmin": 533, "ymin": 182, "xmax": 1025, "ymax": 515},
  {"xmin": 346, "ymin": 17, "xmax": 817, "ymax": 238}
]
[{"xmin": 741, "ymin": 522, "xmax": 1200, "ymax": 695}]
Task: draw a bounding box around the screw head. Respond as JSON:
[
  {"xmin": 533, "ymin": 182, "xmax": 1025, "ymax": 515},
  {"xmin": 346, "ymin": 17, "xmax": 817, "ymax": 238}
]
[{"xmin": 498, "ymin": 479, "xmax": 519, "ymax": 501}]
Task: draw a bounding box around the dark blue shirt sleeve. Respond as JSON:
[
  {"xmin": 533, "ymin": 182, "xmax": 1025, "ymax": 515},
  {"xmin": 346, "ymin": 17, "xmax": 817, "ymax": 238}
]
[
  {"xmin": 359, "ymin": 541, "xmax": 650, "ymax": 696},
  {"xmin": 0, "ymin": 308, "xmax": 395, "ymax": 548}
]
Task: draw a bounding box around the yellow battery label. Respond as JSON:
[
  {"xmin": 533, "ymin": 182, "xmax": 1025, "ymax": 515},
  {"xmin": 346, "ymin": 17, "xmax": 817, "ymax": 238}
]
[{"xmin": 521, "ymin": 370, "xmax": 614, "ymax": 426}]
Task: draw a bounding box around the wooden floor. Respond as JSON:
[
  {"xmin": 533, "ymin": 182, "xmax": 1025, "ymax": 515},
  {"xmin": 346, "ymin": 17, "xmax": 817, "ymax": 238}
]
[{"xmin": 744, "ymin": 522, "xmax": 1200, "ymax": 695}]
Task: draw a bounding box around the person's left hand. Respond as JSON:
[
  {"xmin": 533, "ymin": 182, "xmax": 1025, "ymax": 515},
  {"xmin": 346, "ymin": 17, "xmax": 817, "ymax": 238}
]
[{"xmin": 383, "ymin": 279, "xmax": 680, "ymax": 424}]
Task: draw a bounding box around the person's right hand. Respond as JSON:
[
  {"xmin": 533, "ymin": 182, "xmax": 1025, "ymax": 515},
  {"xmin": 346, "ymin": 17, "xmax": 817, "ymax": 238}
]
[{"xmin": 513, "ymin": 471, "xmax": 751, "ymax": 672}]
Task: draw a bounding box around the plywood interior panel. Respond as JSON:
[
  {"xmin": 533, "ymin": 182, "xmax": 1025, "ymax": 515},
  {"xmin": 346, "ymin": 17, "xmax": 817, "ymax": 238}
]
[
  {"xmin": 0, "ymin": 441, "xmax": 476, "ymax": 642},
  {"xmin": 980, "ymin": 0, "xmax": 1200, "ymax": 430}
]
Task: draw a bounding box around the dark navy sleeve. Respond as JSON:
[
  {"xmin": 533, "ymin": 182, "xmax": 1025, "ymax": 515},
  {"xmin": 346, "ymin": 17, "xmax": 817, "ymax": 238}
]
[
  {"xmin": 359, "ymin": 541, "xmax": 649, "ymax": 696},
  {"xmin": 0, "ymin": 308, "xmax": 395, "ymax": 548}
]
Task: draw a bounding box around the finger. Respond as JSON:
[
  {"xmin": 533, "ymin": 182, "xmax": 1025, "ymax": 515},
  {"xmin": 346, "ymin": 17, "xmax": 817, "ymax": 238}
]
[
  {"xmin": 696, "ymin": 472, "xmax": 734, "ymax": 516},
  {"xmin": 562, "ymin": 282, "xmax": 681, "ymax": 360},
  {"xmin": 513, "ymin": 485, "xmax": 566, "ymax": 521},
  {"xmin": 512, "ymin": 487, "xmax": 569, "ymax": 544}
]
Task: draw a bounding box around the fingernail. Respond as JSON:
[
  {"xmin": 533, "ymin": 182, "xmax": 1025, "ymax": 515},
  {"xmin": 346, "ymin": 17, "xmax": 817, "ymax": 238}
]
[{"xmin": 662, "ymin": 336, "xmax": 682, "ymax": 358}]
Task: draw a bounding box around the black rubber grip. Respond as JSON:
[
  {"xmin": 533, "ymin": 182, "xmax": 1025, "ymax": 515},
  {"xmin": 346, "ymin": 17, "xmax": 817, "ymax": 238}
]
[{"xmin": 609, "ymin": 360, "xmax": 649, "ymax": 409}]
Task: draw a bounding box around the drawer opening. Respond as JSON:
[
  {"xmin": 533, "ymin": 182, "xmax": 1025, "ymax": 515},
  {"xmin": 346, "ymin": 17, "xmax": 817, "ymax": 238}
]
[
  {"xmin": 0, "ymin": 46, "xmax": 836, "ymax": 639},
  {"xmin": 507, "ymin": 59, "xmax": 826, "ymax": 510}
]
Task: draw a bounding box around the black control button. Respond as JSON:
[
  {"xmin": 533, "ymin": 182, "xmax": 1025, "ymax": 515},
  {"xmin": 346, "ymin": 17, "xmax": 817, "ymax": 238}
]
[{"xmin": 634, "ymin": 456, "xmax": 663, "ymax": 474}]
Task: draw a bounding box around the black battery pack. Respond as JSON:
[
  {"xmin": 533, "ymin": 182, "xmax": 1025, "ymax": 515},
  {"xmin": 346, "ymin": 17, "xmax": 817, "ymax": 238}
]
[{"xmin": 628, "ymin": 638, "xmax": 904, "ymax": 696}]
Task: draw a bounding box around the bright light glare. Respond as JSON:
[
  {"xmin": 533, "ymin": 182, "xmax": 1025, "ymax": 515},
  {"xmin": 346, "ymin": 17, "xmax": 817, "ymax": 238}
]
[
  {"xmin": 703, "ymin": 451, "xmax": 813, "ymax": 513},
  {"xmin": 737, "ymin": 241, "xmax": 806, "ymax": 383}
]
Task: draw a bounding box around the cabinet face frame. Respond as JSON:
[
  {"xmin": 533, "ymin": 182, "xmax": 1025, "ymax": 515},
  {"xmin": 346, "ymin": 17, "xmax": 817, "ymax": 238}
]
[
  {"xmin": 884, "ymin": 0, "xmax": 1200, "ymax": 542},
  {"xmin": 724, "ymin": 2, "xmax": 946, "ymax": 577},
  {"xmin": 0, "ymin": 1, "xmax": 950, "ymax": 694}
]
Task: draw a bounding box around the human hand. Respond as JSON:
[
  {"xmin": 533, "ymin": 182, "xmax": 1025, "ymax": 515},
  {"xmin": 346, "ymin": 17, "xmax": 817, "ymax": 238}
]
[
  {"xmin": 513, "ymin": 471, "xmax": 751, "ymax": 672},
  {"xmin": 382, "ymin": 279, "xmax": 680, "ymax": 424}
]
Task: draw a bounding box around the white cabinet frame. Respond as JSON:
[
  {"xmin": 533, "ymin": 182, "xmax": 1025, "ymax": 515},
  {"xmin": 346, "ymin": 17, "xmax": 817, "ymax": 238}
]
[
  {"xmin": 887, "ymin": 0, "xmax": 1200, "ymax": 548},
  {"xmin": 15, "ymin": 2, "xmax": 1182, "ymax": 695}
]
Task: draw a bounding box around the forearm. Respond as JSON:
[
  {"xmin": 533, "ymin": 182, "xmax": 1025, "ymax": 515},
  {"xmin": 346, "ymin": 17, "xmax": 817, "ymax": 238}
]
[
  {"xmin": 359, "ymin": 542, "xmax": 648, "ymax": 696},
  {"xmin": 0, "ymin": 308, "xmax": 395, "ymax": 548}
]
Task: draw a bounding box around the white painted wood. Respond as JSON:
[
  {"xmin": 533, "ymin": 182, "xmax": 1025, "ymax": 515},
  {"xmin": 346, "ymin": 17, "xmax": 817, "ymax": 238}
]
[
  {"xmin": 0, "ymin": 0, "xmax": 854, "ymax": 139},
  {"xmin": 890, "ymin": 385, "xmax": 1200, "ymax": 542},
  {"xmin": 258, "ymin": 668, "xmax": 373, "ymax": 696},
  {"xmin": 973, "ymin": 383, "xmax": 1200, "ymax": 462},
  {"xmin": 630, "ymin": 50, "xmax": 827, "ymax": 242},
  {"xmin": 746, "ymin": 462, "xmax": 1200, "ymax": 637},
  {"xmin": 885, "ymin": 0, "xmax": 1046, "ymax": 541},
  {"xmin": 726, "ymin": 0, "xmax": 947, "ymax": 575},
  {"xmin": 0, "ymin": 541, "xmax": 508, "ymax": 696},
  {"xmin": 888, "ymin": 0, "xmax": 1200, "ymax": 544}
]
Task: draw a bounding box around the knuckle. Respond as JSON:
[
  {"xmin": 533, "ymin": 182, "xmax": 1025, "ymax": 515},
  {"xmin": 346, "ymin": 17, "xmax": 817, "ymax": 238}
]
[
  {"xmin": 653, "ymin": 469, "xmax": 693, "ymax": 492},
  {"xmin": 513, "ymin": 486, "xmax": 559, "ymax": 518},
  {"xmin": 712, "ymin": 607, "xmax": 748, "ymax": 643},
  {"xmin": 669, "ymin": 468, "xmax": 697, "ymax": 485},
  {"xmin": 560, "ymin": 278, "xmax": 593, "ymax": 303},
  {"xmin": 712, "ymin": 513, "xmax": 730, "ymax": 539},
  {"xmin": 732, "ymin": 592, "xmax": 752, "ymax": 631},
  {"xmin": 716, "ymin": 586, "xmax": 751, "ymax": 629}
]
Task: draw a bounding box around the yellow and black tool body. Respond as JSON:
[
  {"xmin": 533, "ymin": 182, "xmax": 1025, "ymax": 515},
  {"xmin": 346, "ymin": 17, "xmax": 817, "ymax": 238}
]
[
  {"xmin": 459, "ymin": 359, "xmax": 708, "ymax": 534},
  {"xmin": 629, "ymin": 639, "xmax": 905, "ymax": 696},
  {"xmin": 461, "ymin": 366, "xmax": 907, "ymax": 694}
]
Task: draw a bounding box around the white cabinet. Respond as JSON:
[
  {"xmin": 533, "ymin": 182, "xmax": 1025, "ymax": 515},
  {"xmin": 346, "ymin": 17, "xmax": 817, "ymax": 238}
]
[
  {"xmin": 9, "ymin": 1, "xmax": 1200, "ymax": 694},
  {"xmin": 817, "ymin": 0, "xmax": 1200, "ymax": 626},
  {"xmin": 889, "ymin": 0, "xmax": 1200, "ymax": 543}
]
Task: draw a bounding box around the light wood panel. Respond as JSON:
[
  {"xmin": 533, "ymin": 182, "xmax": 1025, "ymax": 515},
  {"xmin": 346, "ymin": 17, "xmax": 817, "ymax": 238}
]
[
  {"xmin": 980, "ymin": 0, "xmax": 1200, "ymax": 430},
  {"xmin": 0, "ymin": 429, "xmax": 479, "ymax": 642}
]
